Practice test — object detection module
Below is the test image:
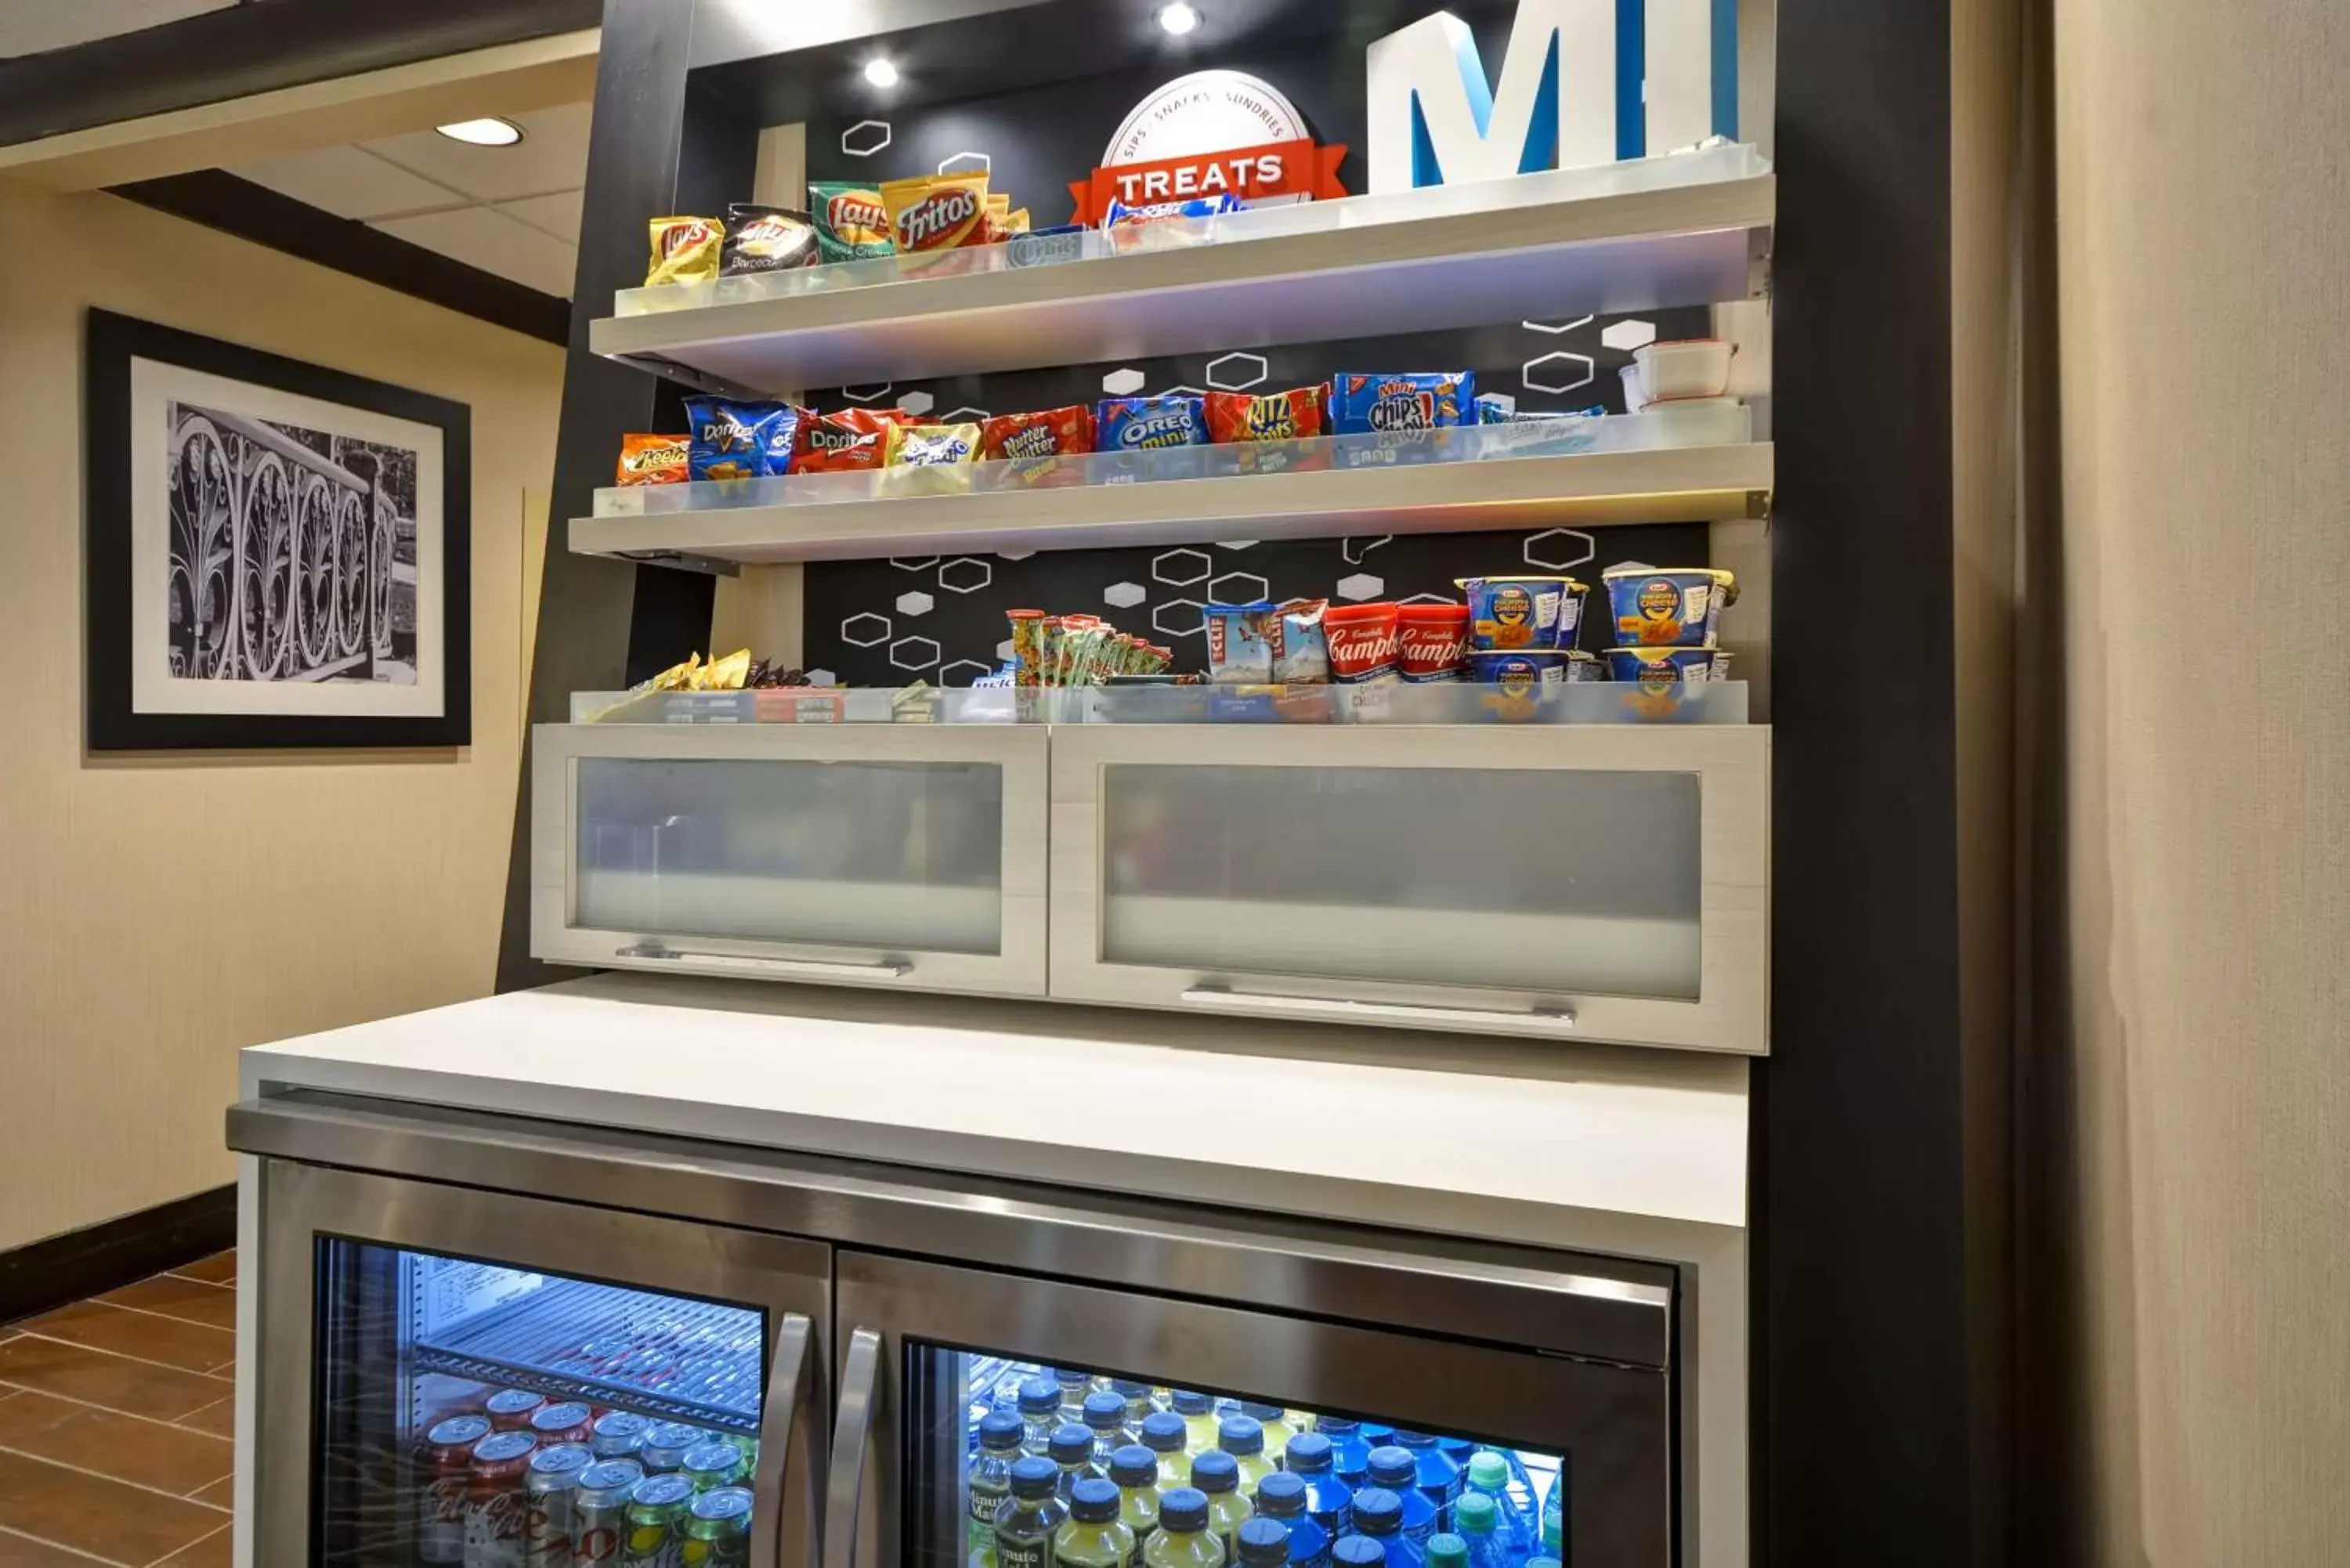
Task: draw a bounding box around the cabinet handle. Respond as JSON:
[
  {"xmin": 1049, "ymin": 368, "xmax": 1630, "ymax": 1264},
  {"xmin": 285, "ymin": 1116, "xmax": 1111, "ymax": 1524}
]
[
  {"xmin": 616, "ymin": 943, "xmax": 912, "ymax": 981},
  {"xmin": 822, "ymin": 1327, "xmax": 884, "ymax": 1568},
  {"xmin": 1178, "ymin": 985, "xmax": 1577, "ymax": 1031},
  {"xmin": 750, "ymin": 1313, "xmax": 812, "ymax": 1568}
]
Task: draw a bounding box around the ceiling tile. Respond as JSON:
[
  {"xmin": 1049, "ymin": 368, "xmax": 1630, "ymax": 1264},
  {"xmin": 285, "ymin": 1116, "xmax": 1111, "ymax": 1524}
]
[
  {"xmin": 361, "ymin": 102, "xmax": 592, "ymax": 202},
  {"xmin": 374, "ymin": 208, "xmax": 579, "ymax": 298},
  {"xmin": 232, "ymin": 146, "xmax": 462, "ymax": 222},
  {"xmin": 498, "ymin": 190, "xmax": 584, "ymax": 244},
  {"xmin": 0, "ymin": 0, "xmax": 232, "ymax": 58}
]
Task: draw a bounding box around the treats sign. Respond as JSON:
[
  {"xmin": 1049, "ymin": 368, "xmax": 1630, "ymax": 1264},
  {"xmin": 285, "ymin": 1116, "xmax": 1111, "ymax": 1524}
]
[
  {"xmin": 1365, "ymin": 0, "xmax": 1739, "ymax": 192},
  {"xmin": 1072, "ymin": 69, "xmax": 1347, "ymax": 225}
]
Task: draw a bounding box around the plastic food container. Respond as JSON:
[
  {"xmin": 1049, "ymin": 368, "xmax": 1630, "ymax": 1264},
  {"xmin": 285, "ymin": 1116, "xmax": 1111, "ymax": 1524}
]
[
  {"xmin": 1462, "ymin": 650, "xmax": 1598, "ymax": 720},
  {"xmin": 1455, "ymin": 576, "xmax": 1586, "ymax": 651},
  {"xmin": 1395, "ymin": 603, "xmax": 1470, "ymax": 681},
  {"xmin": 1601, "ymin": 565, "xmax": 1739, "ymax": 648},
  {"xmin": 1322, "ymin": 602, "xmax": 1401, "ymax": 684},
  {"xmin": 1633, "ymin": 338, "xmax": 1734, "ymax": 403},
  {"xmin": 1619, "ymin": 362, "xmax": 1649, "ymax": 413},
  {"xmin": 1603, "ymin": 646, "xmax": 1730, "ymax": 685}
]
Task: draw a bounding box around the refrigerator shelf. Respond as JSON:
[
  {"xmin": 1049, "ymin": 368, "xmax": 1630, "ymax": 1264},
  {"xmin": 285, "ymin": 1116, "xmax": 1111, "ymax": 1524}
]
[{"xmin": 410, "ymin": 1278, "xmax": 765, "ymax": 1435}]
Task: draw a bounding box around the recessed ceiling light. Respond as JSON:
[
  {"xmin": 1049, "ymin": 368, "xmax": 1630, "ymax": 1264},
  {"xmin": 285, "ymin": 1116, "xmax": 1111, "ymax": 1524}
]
[
  {"xmin": 435, "ymin": 117, "xmax": 524, "ymax": 147},
  {"xmin": 1156, "ymin": 2, "xmax": 1202, "ymax": 36},
  {"xmin": 863, "ymin": 58, "xmax": 899, "ymax": 89}
]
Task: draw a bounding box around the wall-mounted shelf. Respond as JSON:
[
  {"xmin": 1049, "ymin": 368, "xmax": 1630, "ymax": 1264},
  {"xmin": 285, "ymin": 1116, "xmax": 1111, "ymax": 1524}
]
[
  {"xmin": 590, "ymin": 145, "xmax": 1774, "ymax": 394},
  {"xmin": 572, "ymin": 414, "xmax": 1772, "ymax": 569}
]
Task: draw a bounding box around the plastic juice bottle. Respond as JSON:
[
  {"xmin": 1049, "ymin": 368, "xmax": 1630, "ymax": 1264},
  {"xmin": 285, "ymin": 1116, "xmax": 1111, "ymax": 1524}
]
[
  {"xmin": 1460, "ymin": 1456, "xmax": 1530, "ymax": 1560},
  {"xmin": 995, "ymin": 1457, "xmax": 1068, "ymax": 1568},
  {"xmin": 1054, "ymin": 1425, "xmax": 1106, "ymax": 1503},
  {"xmin": 1020, "ymin": 1378, "xmax": 1065, "ymax": 1456},
  {"xmin": 1112, "ymin": 1382, "xmax": 1160, "ymax": 1440},
  {"xmin": 1425, "ymin": 1537, "xmax": 1468, "ymax": 1568},
  {"xmin": 1172, "ymin": 1393, "xmax": 1220, "ymax": 1457},
  {"xmin": 1538, "ymin": 1474, "xmax": 1562, "ymax": 1562},
  {"xmin": 1145, "ymin": 1489, "xmax": 1225, "ymax": 1568},
  {"xmin": 1110, "ymin": 1445, "xmax": 1162, "ymax": 1563},
  {"xmin": 1190, "ymin": 1450, "xmax": 1251, "ymax": 1565},
  {"xmin": 1141, "ymin": 1413, "xmax": 1191, "ymax": 1492},
  {"xmin": 1237, "ymin": 1405, "xmax": 1296, "ymax": 1469},
  {"xmin": 1058, "ymin": 1368, "xmax": 1097, "ymax": 1422},
  {"xmin": 1387, "ymin": 1435, "xmax": 1461, "ymax": 1530},
  {"xmin": 1217, "ymin": 1417, "xmax": 1277, "ymax": 1496},
  {"xmin": 1058, "ymin": 1477, "xmax": 1138, "ymax": 1568},
  {"xmin": 1236, "ymin": 1517, "xmax": 1292, "ymax": 1568},
  {"xmin": 1347, "ymin": 1490, "xmax": 1426, "ymax": 1568},
  {"xmin": 969, "ymin": 1412, "xmax": 1028, "ymax": 1568},
  {"xmin": 1316, "ymin": 1420, "xmax": 1372, "ymax": 1490},
  {"xmin": 1278, "ymin": 1434, "xmax": 1352, "ymax": 1539},
  {"xmin": 1253, "ymin": 1471, "xmax": 1329, "ymax": 1568},
  {"xmin": 1450, "ymin": 1497, "xmax": 1512, "ymax": 1568},
  {"xmin": 1364, "ymin": 1452, "xmax": 1437, "ymax": 1546},
  {"xmin": 1084, "ymin": 1392, "xmax": 1133, "ymax": 1466},
  {"xmin": 1332, "ymin": 1540, "xmax": 1386, "ymax": 1568}
]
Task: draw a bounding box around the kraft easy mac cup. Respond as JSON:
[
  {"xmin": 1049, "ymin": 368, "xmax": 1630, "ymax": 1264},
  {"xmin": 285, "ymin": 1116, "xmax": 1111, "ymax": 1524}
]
[
  {"xmin": 1455, "ymin": 576, "xmax": 1586, "ymax": 651},
  {"xmin": 1601, "ymin": 565, "xmax": 1739, "ymax": 648}
]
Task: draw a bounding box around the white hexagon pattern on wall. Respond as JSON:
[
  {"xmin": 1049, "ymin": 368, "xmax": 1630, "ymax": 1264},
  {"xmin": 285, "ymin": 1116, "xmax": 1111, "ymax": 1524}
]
[
  {"xmin": 1522, "ymin": 528, "xmax": 1597, "ymax": 571},
  {"xmin": 841, "ymin": 121, "xmax": 891, "ymax": 157},
  {"xmin": 1398, "ymin": 592, "xmax": 1459, "ymax": 605},
  {"xmin": 891, "ymin": 556, "xmax": 939, "ymax": 571},
  {"xmin": 895, "ymin": 591, "xmax": 935, "ymax": 617},
  {"xmin": 995, "ymin": 639, "xmax": 1016, "ymax": 661},
  {"xmin": 895, "ymin": 390, "xmax": 935, "ymax": 417},
  {"xmin": 1205, "ymin": 352, "xmax": 1269, "ymax": 390},
  {"xmin": 1336, "ymin": 573, "xmax": 1384, "ymax": 602},
  {"xmin": 996, "ymin": 550, "xmax": 1036, "ymax": 561},
  {"xmin": 1158, "ymin": 384, "xmax": 1207, "ymax": 398},
  {"xmin": 889, "ymin": 636, "xmax": 941, "ymax": 671},
  {"xmin": 1601, "ymin": 320, "xmax": 1658, "ymax": 352},
  {"xmin": 1341, "ymin": 535, "xmax": 1390, "ymax": 565},
  {"xmin": 1101, "ymin": 368, "xmax": 1147, "ymax": 396},
  {"xmin": 1215, "ymin": 540, "xmax": 1259, "ymax": 550},
  {"xmin": 841, "ymin": 383, "xmax": 894, "ymax": 403},
  {"xmin": 1151, "ymin": 547, "xmax": 1211, "ymax": 587},
  {"xmin": 1208, "ymin": 571, "xmax": 1268, "ymax": 605},
  {"xmin": 939, "ymin": 659, "xmax": 993, "ymax": 686},
  {"xmin": 1152, "ymin": 599, "xmax": 1206, "ymax": 638},
  {"xmin": 1521, "ymin": 315, "xmax": 1594, "ymax": 334},
  {"xmin": 1522, "ymin": 350, "xmax": 1596, "ymax": 395},
  {"xmin": 938, "ymin": 558, "xmax": 992, "ymax": 593},
  {"xmin": 805, "ymin": 669, "xmax": 837, "ymax": 686},
  {"xmin": 841, "ymin": 613, "xmax": 891, "ymax": 647},
  {"xmin": 1103, "ymin": 581, "xmax": 1147, "ymax": 609},
  {"xmin": 941, "ymin": 406, "xmax": 992, "ymax": 425},
  {"xmin": 937, "ymin": 151, "xmax": 991, "ymax": 176}
]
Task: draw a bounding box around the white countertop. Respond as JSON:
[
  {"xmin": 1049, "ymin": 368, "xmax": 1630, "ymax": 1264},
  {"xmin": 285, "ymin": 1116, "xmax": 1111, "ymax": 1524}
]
[{"xmin": 240, "ymin": 972, "xmax": 1748, "ymax": 1243}]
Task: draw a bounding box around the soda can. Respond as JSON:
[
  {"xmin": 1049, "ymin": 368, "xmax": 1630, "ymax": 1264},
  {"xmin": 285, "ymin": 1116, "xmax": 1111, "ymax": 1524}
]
[
  {"xmin": 679, "ymin": 1487, "xmax": 754, "ymax": 1568},
  {"xmin": 420, "ymin": 1414, "xmax": 493, "ymax": 1566},
  {"xmin": 593, "ymin": 1411, "xmax": 654, "ymax": 1461},
  {"xmin": 530, "ymin": 1401, "xmax": 597, "ymax": 1448},
  {"xmin": 573, "ymin": 1459, "xmax": 645, "ymax": 1568},
  {"xmin": 465, "ymin": 1430, "xmax": 540, "ymax": 1568},
  {"xmin": 680, "ymin": 1440, "xmax": 748, "ymax": 1494},
  {"xmin": 522, "ymin": 1443, "xmax": 594, "ymax": 1568},
  {"xmin": 621, "ymin": 1473, "xmax": 698, "ymax": 1568},
  {"xmin": 639, "ymin": 1423, "xmax": 705, "ymax": 1475},
  {"xmin": 486, "ymin": 1390, "xmax": 548, "ymax": 1433}
]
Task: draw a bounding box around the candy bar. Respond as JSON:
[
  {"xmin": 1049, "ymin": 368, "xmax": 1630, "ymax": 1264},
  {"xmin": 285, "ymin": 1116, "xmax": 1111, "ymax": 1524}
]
[
  {"xmin": 1203, "ymin": 603, "xmax": 1278, "ymax": 684},
  {"xmin": 1271, "ymin": 599, "xmax": 1331, "ymax": 684}
]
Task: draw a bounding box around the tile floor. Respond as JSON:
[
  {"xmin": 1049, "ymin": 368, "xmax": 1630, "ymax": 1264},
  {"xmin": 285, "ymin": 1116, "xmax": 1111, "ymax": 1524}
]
[{"xmin": 0, "ymin": 1252, "xmax": 236, "ymax": 1568}]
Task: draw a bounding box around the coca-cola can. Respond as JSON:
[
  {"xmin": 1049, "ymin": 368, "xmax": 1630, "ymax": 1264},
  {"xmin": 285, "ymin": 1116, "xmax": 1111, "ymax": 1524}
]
[
  {"xmin": 522, "ymin": 1443, "xmax": 594, "ymax": 1568},
  {"xmin": 464, "ymin": 1430, "xmax": 540, "ymax": 1568},
  {"xmin": 573, "ymin": 1458, "xmax": 646, "ymax": 1567},
  {"xmin": 486, "ymin": 1390, "xmax": 548, "ymax": 1433},
  {"xmin": 420, "ymin": 1414, "xmax": 493, "ymax": 1566},
  {"xmin": 529, "ymin": 1400, "xmax": 597, "ymax": 1448}
]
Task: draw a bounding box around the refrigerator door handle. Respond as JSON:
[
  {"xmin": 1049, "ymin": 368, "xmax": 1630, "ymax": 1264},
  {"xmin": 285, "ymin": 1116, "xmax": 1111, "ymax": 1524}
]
[
  {"xmin": 1178, "ymin": 984, "xmax": 1578, "ymax": 1030},
  {"xmin": 753, "ymin": 1312, "xmax": 814, "ymax": 1568},
  {"xmin": 822, "ymin": 1326, "xmax": 884, "ymax": 1568},
  {"xmin": 618, "ymin": 943, "xmax": 913, "ymax": 981}
]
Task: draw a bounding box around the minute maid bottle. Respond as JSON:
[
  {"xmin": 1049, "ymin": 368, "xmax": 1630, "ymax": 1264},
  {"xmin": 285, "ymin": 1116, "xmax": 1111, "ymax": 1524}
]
[
  {"xmin": 1058, "ymin": 1477, "xmax": 1139, "ymax": 1568},
  {"xmin": 995, "ymin": 1456, "xmax": 1068, "ymax": 1568},
  {"xmin": 968, "ymin": 1412, "xmax": 1026, "ymax": 1568}
]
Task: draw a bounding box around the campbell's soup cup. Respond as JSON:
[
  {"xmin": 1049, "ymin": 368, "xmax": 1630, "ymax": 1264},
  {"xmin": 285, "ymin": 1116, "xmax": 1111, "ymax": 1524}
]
[
  {"xmin": 1455, "ymin": 576, "xmax": 1586, "ymax": 650},
  {"xmin": 1323, "ymin": 602, "xmax": 1401, "ymax": 684},
  {"xmin": 1602, "ymin": 565, "xmax": 1738, "ymax": 648},
  {"xmin": 1395, "ymin": 603, "xmax": 1470, "ymax": 681}
]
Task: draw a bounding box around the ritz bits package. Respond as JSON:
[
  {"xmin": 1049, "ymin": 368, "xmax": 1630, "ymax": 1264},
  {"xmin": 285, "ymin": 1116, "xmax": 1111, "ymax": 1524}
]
[
  {"xmin": 1206, "ymin": 386, "xmax": 1326, "ymax": 444},
  {"xmin": 807, "ymin": 182, "xmax": 894, "ymax": 262},
  {"xmin": 645, "ymin": 216, "xmax": 723, "ymax": 285},
  {"xmin": 616, "ymin": 434, "xmax": 689, "ymax": 486},
  {"xmin": 794, "ymin": 408, "xmax": 903, "ymax": 474},
  {"xmin": 879, "ymin": 172, "xmax": 991, "ymax": 261}
]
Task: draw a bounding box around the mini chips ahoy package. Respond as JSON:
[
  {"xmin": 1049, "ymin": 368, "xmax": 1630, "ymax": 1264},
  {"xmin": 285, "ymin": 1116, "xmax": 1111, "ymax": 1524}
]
[{"xmin": 1328, "ymin": 372, "xmax": 1475, "ymax": 435}]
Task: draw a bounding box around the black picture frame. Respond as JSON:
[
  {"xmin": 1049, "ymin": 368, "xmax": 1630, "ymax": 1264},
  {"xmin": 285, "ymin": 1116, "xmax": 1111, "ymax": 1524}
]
[{"xmin": 85, "ymin": 307, "xmax": 472, "ymax": 750}]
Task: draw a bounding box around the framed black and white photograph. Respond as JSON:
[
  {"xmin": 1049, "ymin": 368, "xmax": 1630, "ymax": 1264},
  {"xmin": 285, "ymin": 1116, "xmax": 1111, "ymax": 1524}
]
[{"xmin": 85, "ymin": 308, "xmax": 471, "ymax": 750}]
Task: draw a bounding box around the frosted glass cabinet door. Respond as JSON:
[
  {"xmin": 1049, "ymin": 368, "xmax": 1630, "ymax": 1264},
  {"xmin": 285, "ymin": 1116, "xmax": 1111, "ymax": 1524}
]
[
  {"xmin": 1050, "ymin": 724, "xmax": 1769, "ymax": 1051},
  {"xmin": 533, "ymin": 723, "xmax": 1048, "ymax": 996}
]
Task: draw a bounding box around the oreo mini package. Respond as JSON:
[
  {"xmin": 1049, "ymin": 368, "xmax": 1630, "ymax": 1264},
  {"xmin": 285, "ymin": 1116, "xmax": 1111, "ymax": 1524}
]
[
  {"xmin": 1096, "ymin": 395, "xmax": 1206, "ymax": 451},
  {"xmin": 685, "ymin": 397, "xmax": 801, "ymax": 480},
  {"xmin": 807, "ymin": 182, "xmax": 894, "ymax": 262},
  {"xmin": 1329, "ymin": 372, "xmax": 1475, "ymax": 434}
]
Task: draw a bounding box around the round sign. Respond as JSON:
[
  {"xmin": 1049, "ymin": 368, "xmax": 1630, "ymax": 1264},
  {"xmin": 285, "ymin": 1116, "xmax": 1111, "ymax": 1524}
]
[{"xmin": 1104, "ymin": 68, "xmax": 1310, "ymax": 166}]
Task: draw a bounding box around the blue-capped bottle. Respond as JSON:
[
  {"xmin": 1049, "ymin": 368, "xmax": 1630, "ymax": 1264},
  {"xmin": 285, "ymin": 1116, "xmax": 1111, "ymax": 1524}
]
[
  {"xmin": 996, "ymin": 1455, "xmax": 1069, "ymax": 1568},
  {"xmin": 1053, "ymin": 1423, "xmax": 1105, "ymax": 1503},
  {"xmin": 1317, "ymin": 1419, "xmax": 1372, "ymax": 1490},
  {"xmin": 1140, "ymin": 1411, "xmax": 1191, "ymax": 1492},
  {"xmin": 1110, "ymin": 1444, "xmax": 1163, "ymax": 1561},
  {"xmin": 1332, "ymin": 1539, "xmax": 1387, "ymax": 1568},
  {"xmin": 1191, "ymin": 1448, "xmax": 1252, "ymax": 1565},
  {"xmin": 969, "ymin": 1411, "xmax": 1028, "ymax": 1567},
  {"xmin": 1363, "ymin": 1450, "xmax": 1437, "ymax": 1546},
  {"xmin": 1451, "ymin": 1494, "xmax": 1515, "ymax": 1568},
  {"xmin": 1238, "ymin": 1516, "xmax": 1293, "ymax": 1568},
  {"xmin": 1172, "ymin": 1391, "xmax": 1220, "ymax": 1457},
  {"xmin": 1112, "ymin": 1381, "xmax": 1160, "ymax": 1440},
  {"xmin": 1279, "ymin": 1433, "xmax": 1352, "ymax": 1538},
  {"xmin": 1057, "ymin": 1367, "xmax": 1098, "ymax": 1423},
  {"xmin": 1538, "ymin": 1471, "xmax": 1563, "ymax": 1562},
  {"xmin": 1387, "ymin": 1434, "xmax": 1461, "ymax": 1530},
  {"xmin": 1018, "ymin": 1377, "xmax": 1065, "ymax": 1456},
  {"xmin": 1254, "ymin": 1469, "xmax": 1330, "ymax": 1568},
  {"xmin": 1147, "ymin": 1489, "xmax": 1224, "ymax": 1568},
  {"xmin": 1237, "ymin": 1404, "xmax": 1297, "ymax": 1468},
  {"xmin": 1347, "ymin": 1488, "xmax": 1426, "ymax": 1568},
  {"xmin": 1218, "ymin": 1415, "xmax": 1276, "ymax": 1495},
  {"xmin": 1461, "ymin": 1454, "xmax": 1530, "ymax": 1559},
  {"xmin": 1085, "ymin": 1391, "xmax": 1133, "ymax": 1467}
]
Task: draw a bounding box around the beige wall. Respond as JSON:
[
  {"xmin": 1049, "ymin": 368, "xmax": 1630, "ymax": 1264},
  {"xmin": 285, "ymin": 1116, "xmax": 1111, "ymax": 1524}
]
[
  {"xmin": 2044, "ymin": 0, "xmax": 2350, "ymax": 1560},
  {"xmin": 0, "ymin": 184, "xmax": 563, "ymax": 1252}
]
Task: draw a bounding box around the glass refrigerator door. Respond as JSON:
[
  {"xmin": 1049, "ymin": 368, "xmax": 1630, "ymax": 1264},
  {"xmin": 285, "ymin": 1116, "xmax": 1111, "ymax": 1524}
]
[
  {"xmin": 826, "ymin": 1253, "xmax": 1672, "ymax": 1568},
  {"xmin": 255, "ymin": 1161, "xmax": 832, "ymax": 1568}
]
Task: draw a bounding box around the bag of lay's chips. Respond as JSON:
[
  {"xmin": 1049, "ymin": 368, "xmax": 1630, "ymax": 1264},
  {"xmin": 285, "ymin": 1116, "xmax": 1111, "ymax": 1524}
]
[
  {"xmin": 808, "ymin": 182, "xmax": 893, "ymax": 262},
  {"xmin": 646, "ymin": 216, "xmax": 723, "ymax": 285}
]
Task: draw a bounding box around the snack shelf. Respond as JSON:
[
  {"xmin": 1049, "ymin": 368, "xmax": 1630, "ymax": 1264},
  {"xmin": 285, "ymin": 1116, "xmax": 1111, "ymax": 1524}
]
[
  {"xmin": 571, "ymin": 414, "xmax": 1770, "ymax": 569},
  {"xmin": 590, "ymin": 144, "xmax": 1773, "ymax": 395}
]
